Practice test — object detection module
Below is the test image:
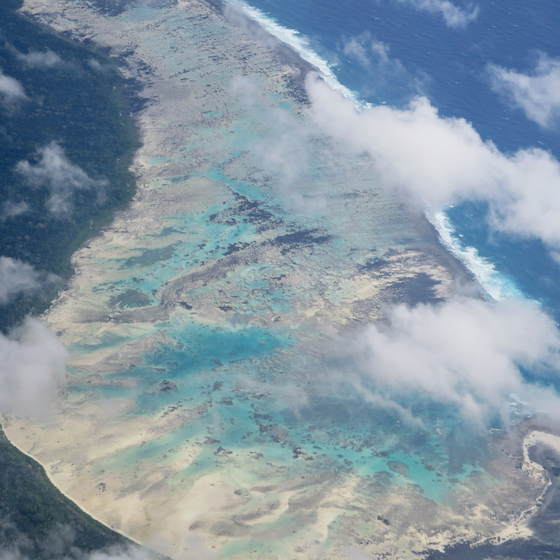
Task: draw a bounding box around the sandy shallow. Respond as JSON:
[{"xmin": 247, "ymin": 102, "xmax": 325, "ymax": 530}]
[
  {"xmin": 4, "ymin": 0, "xmax": 556, "ymax": 558},
  {"xmin": 6, "ymin": 402, "xmax": 553, "ymax": 560}
]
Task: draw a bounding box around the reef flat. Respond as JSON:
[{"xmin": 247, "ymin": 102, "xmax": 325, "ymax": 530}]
[{"xmin": 4, "ymin": 0, "xmax": 556, "ymax": 558}]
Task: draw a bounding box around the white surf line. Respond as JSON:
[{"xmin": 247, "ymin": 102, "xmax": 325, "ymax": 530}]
[
  {"xmin": 426, "ymin": 209, "xmax": 524, "ymax": 302},
  {"xmin": 223, "ymin": 0, "xmax": 359, "ymax": 101},
  {"xmin": 226, "ymin": 2, "xmax": 528, "ymax": 305}
]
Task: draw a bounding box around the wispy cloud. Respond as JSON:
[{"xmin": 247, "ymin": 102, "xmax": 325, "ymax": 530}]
[
  {"xmin": 229, "ymin": 76, "xmax": 312, "ymax": 193},
  {"xmin": 0, "ymin": 527, "xmax": 161, "ymax": 560},
  {"xmin": 84, "ymin": 544, "xmax": 161, "ymax": 560},
  {"xmin": 223, "ymin": 1, "xmax": 281, "ymax": 51},
  {"xmin": 343, "ymin": 35, "xmax": 381, "ymax": 69},
  {"xmin": 306, "ymin": 74, "xmax": 560, "ymax": 248},
  {"xmin": 15, "ymin": 48, "xmax": 63, "ymax": 69},
  {"xmin": 1, "ymin": 201, "xmax": 29, "ymax": 221},
  {"xmin": 0, "ymin": 70, "xmax": 27, "ymax": 106},
  {"xmin": 344, "ymin": 297, "xmax": 560, "ymax": 425},
  {"xmin": 488, "ymin": 53, "xmax": 560, "ymax": 129},
  {"xmin": 229, "ymin": 75, "xmax": 261, "ymax": 106},
  {"xmin": 0, "ymin": 318, "xmax": 67, "ymax": 417},
  {"xmin": 16, "ymin": 142, "xmax": 108, "ymax": 217},
  {"xmin": 88, "ymin": 58, "xmax": 103, "ymax": 71},
  {"xmin": 340, "ymin": 33, "xmax": 427, "ymax": 99},
  {"xmin": 397, "ymin": 0, "xmax": 479, "ymax": 28},
  {"xmin": 0, "ymin": 256, "xmax": 59, "ymax": 305},
  {"xmin": 342, "ymin": 34, "xmax": 400, "ymax": 70}
]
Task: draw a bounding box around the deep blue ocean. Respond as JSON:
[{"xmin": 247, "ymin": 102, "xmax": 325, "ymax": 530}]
[{"xmin": 233, "ymin": 0, "xmax": 560, "ymax": 321}]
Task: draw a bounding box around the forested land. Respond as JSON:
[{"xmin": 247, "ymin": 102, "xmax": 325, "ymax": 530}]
[
  {"xmin": 0, "ymin": 2, "xmax": 151, "ymax": 557},
  {"xmin": 0, "ymin": 0, "xmax": 139, "ymax": 330},
  {"xmin": 0, "ymin": 425, "xmax": 131, "ymax": 557}
]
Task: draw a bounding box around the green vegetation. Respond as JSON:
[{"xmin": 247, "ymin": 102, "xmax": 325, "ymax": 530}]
[
  {"xmin": 0, "ymin": 425, "xmax": 128, "ymax": 557},
  {"xmin": 0, "ymin": 0, "xmax": 140, "ymax": 330},
  {"xmin": 0, "ymin": 3, "xmax": 153, "ymax": 557}
]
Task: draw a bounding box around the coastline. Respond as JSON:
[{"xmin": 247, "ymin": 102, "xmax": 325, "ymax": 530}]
[
  {"xmin": 4, "ymin": 0, "xmax": 553, "ymax": 559},
  {"xmin": 0, "ymin": 418, "xmax": 145, "ymax": 547},
  {"xmin": 0, "ymin": 2, "xmax": 149, "ymax": 556},
  {"xmin": 0, "ymin": 0, "xmax": 140, "ymax": 332},
  {"xmin": 203, "ymin": 0, "xmax": 481, "ymax": 295}
]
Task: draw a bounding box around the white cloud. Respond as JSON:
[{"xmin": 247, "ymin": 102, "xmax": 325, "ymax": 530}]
[
  {"xmin": 86, "ymin": 545, "xmax": 159, "ymax": 560},
  {"xmin": 88, "ymin": 58, "xmax": 103, "ymax": 71},
  {"xmin": 0, "ymin": 257, "xmax": 59, "ymax": 305},
  {"xmin": 305, "ymin": 75, "xmax": 560, "ymax": 248},
  {"xmin": 16, "ymin": 49, "xmax": 63, "ymax": 68},
  {"xmin": 0, "ymin": 318, "xmax": 67, "ymax": 417},
  {"xmin": 397, "ymin": 0, "xmax": 479, "ymax": 28},
  {"xmin": 223, "ymin": 1, "xmax": 280, "ymax": 51},
  {"xmin": 1, "ymin": 201, "xmax": 29, "ymax": 221},
  {"xmin": 229, "ymin": 76, "xmax": 312, "ymax": 193},
  {"xmin": 340, "ymin": 33, "xmax": 427, "ymax": 99},
  {"xmin": 342, "ymin": 37, "xmax": 370, "ymax": 69},
  {"xmin": 0, "ymin": 537, "xmax": 159, "ymax": 560},
  {"xmin": 0, "ymin": 70, "xmax": 27, "ymax": 105},
  {"xmin": 349, "ymin": 297, "xmax": 560, "ymax": 425},
  {"xmin": 0, "ymin": 549, "xmax": 26, "ymax": 560},
  {"xmin": 370, "ymin": 40, "xmax": 393, "ymax": 67},
  {"xmin": 255, "ymin": 109, "xmax": 310, "ymax": 189},
  {"xmin": 16, "ymin": 142, "xmax": 108, "ymax": 217},
  {"xmin": 342, "ymin": 33, "xmax": 399, "ymax": 70},
  {"xmin": 229, "ymin": 75, "xmax": 261, "ymax": 106},
  {"xmin": 488, "ymin": 54, "xmax": 560, "ymax": 129}
]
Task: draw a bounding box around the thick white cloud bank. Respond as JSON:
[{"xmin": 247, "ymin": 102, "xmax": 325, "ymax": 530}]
[
  {"xmin": 354, "ymin": 298, "xmax": 560, "ymax": 424},
  {"xmin": 489, "ymin": 54, "xmax": 560, "ymax": 129},
  {"xmin": 303, "ymin": 76, "xmax": 560, "ymax": 424},
  {"xmin": 396, "ymin": 0, "xmax": 479, "ymax": 28},
  {"xmin": 306, "ymin": 75, "xmax": 560, "ymax": 247},
  {"xmin": 0, "ymin": 318, "xmax": 67, "ymax": 417},
  {"xmin": 16, "ymin": 142, "xmax": 108, "ymax": 217}
]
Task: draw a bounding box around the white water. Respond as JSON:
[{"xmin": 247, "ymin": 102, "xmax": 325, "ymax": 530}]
[
  {"xmin": 427, "ymin": 209, "xmax": 524, "ymax": 301},
  {"xmin": 224, "ymin": 0, "xmax": 359, "ymax": 101},
  {"xmin": 224, "ymin": 0, "xmax": 526, "ymax": 305}
]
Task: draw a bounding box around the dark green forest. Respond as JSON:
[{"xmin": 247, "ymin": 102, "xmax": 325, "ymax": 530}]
[
  {"xmin": 0, "ymin": 0, "xmax": 139, "ymax": 330},
  {"xmin": 0, "ymin": 424, "xmax": 130, "ymax": 557},
  {"xmin": 0, "ymin": 2, "xmax": 154, "ymax": 557}
]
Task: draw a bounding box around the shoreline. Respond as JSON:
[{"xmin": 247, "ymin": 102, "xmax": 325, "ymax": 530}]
[
  {"xmin": 0, "ymin": 3, "xmax": 150, "ymax": 556},
  {"xmin": 0, "ymin": 0, "xmax": 140, "ymax": 332},
  {"xmin": 0, "ymin": 416, "xmax": 145, "ymax": 547},
  {"xmin": 203, "ymin": 0, "xmax": 481, "ymax": 295}
]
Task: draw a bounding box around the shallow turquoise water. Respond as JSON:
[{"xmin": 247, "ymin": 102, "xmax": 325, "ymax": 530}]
[{"xmin": 57, "ymin": 6, "xmax": 507, "ymax": 545}]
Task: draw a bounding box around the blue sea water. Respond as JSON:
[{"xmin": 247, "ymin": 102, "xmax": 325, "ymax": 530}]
[{"xmin": 231, "ymin": 0, "xmax": 560, "ymax": 315}]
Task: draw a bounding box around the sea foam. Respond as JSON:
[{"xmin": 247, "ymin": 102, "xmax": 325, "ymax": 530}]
[
  {"xmin": 224, "ymin": 0, "xmax": 358, "ymax": 101},
  {"xmin": 226, "ymin": 0, "xmax": 522, "ymax": 304},
  {"xmin": 427, "ymin": 209, "xmax": 524, "ymax": 302}
]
